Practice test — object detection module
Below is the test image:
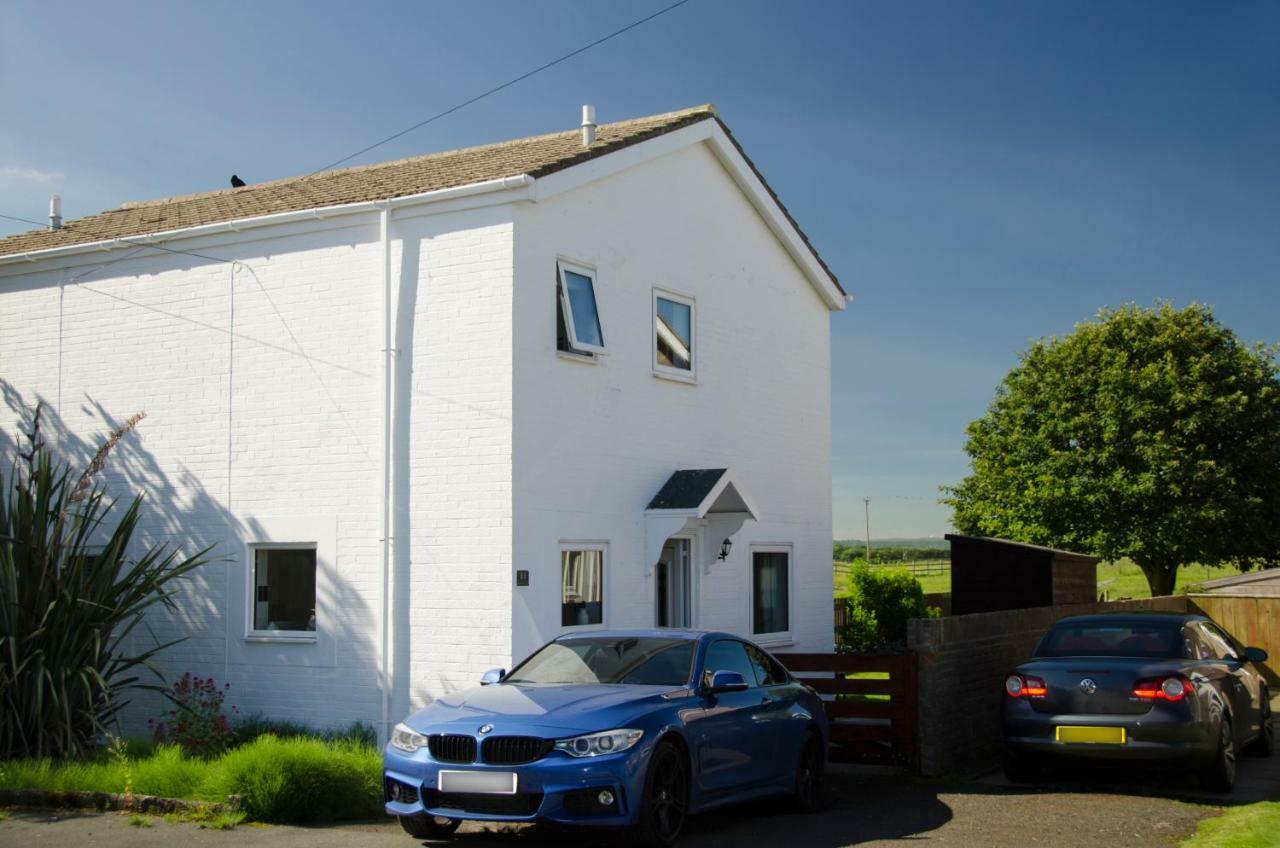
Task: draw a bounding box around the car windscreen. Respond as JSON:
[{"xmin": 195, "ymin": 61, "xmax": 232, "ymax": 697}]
[
  {"xmin": 1036, "ymin": 622, "xmax": 1183, "ymax": 658},
  {"xmin": 505, "ymin": 637, "xmax": 694, "ymax": 686}
]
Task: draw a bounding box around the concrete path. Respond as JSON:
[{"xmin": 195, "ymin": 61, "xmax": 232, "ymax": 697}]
[{"xmin": 3, "ymin": 758, "xmax": 1252, "ymax": 848}]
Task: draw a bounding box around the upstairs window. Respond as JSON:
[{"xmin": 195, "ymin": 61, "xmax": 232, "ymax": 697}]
[
  {"xmin": 557, "ymin": 260, "xmax": 605, "ymax": 356},
  {"xmin": 252, "ymin": 546, "xmax": 317, "ymax": 634},
  {"xmin": 653, "ymin": 289, "xmax": 694, "ymax": 379}
]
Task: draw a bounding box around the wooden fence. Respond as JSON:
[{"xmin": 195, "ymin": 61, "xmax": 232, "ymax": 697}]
[
  {"xmin": 780, "ymin": 652, "xmax": 919, "ymax": 770},
  {"xmin": 834, "ymin": 559, "xmax": 951, "ymax": 577},
  {"xmin": 1189, "ymin": 594, "xmax": 1280, "ymax": 687}
]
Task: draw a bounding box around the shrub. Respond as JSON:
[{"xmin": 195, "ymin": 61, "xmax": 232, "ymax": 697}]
[
  {"xmin": 0, "ymin": 736, "xmax": 382, "ymax": 824},
  {"xmin": 130, "ymin": 744, "xmax": 206, "ymax": 798},
  {"xmin": 198, "ymin": 735, "xmax": 382, "ymax": 823},
  {"xmin": 835, "ymin": 597, "xmax": 881, "ymax": 654},
  {"xmin": 0, "ymin": 403, "xmax": 211, "ymax": 759},
  {"xmin": 232, "ymin": 713, "xmax": 376, "ymax": 747},
  {"xmin": 150, "ymin": 674, "xmax": 237, "ymax": 758},
  {"xmin": 837, "ymin": 565, "xmax": 939, "ymax": 652}
]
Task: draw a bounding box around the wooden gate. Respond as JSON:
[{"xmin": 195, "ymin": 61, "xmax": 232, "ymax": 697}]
[{"xmin": 781, "ymin": 652, "xmax": 919, "ymax": 770}]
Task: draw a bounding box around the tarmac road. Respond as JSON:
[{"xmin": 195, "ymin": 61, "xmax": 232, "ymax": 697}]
[{"xmin": 1, "ymin": 760, "xmax": 1240, "ymax": 848}]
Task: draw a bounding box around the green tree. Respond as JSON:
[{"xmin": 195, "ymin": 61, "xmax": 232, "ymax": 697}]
[{"xmin": 945, "ymin": 303, "xmax": 1280, "ymax": 597}]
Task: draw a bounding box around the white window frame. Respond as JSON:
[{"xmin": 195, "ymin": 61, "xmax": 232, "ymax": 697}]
[
  {"xmin": 652, "ymin": 287, "xmax": 696, "ymax": 384},
  {"xmin": 559, "ymin": 541, "xmax": 608, "ymax": 631},
  {"xmin": 246, "ymin": 542, "xmax": 319, "ymax": 643},
  {"xmin": 557, "ymin": 259, "xmax": 606, "ymax": 356},
  {"xmin": 748, "ymin": 543, "xmax": 793, "ymax": 646}
]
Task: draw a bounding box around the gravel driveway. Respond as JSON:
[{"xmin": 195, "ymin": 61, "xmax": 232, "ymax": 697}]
[{"xmin": 2, "ymin": 760, "xmax": 1234, "ymax": 848}]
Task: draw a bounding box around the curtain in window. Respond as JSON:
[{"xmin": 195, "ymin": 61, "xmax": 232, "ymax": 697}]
[
  {"xmin": 562, "ymin": 549, "xmax": 603, "ymax": 626},
  {"xmin": 752, "ymin": 551, "xmax": 789, "ymax": 635}
]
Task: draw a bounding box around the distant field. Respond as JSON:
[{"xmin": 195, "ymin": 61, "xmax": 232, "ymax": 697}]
[
  {"xmin": 1095, "ymin": 559, "xmax": 1243, "ymax": 600},
  {"xmin": 834, "ymin": 558, "xmax": 1245, "ymax": 600}
]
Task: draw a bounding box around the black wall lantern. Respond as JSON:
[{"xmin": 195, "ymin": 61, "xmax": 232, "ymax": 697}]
[{"xmin": 717, "ymin": 538, "xmax": 733, "ymax": 562}]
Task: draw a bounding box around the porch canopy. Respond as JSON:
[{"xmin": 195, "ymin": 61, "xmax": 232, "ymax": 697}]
[{"xmin": 643, "ymin": 468, "xmax": 758, "ymax": 574}]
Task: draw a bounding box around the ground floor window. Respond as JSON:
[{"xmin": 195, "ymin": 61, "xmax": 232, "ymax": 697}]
[
  {"xmin": 751, "ymin": 547, "xmax": 790, "ymax": 637},
  {"xmin": 252, "ymin": 546, "xmax": 317, "ymax": 633},
  {"xmin": 561, "ymin": 545, "xmax": 605, "ymax": 627}
]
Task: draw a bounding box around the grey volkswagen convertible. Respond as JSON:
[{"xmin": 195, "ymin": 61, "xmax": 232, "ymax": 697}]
[{"xmin": 1002, "ymin": 612, "xmax": 1273, "ymax": 790}]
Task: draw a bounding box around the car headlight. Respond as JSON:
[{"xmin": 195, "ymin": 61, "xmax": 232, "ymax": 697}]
[
  {"xmin": 554, "ymin": 728, "xmax": 643, "ymax": 758},
  {"xmin": 390, "ymin": 722, "xmax": 429, "ymax": 753}
]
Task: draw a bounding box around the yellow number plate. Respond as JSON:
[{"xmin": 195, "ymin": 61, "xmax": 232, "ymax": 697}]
[{"xmin": 1055, "ymin": 725, "xmax": 1126, "ymax": 744}]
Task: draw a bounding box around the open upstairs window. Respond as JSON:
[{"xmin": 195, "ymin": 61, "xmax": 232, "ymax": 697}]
[
  {"xmin": 556, "ymin": 260, "xmax": 605, "ymax": 356},
  {"xmin": 653, "ymin": 288, "xmax": 694, "ymax": 380}
]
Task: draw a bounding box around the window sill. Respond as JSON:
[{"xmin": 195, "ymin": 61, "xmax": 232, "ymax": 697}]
[
  {"xmin": 752, "ymin": 635, "xmax": 793, "ymax": 648},
  {"xmin": 557, "ymin": 349, "xmax": 599, "ymax": 365},
  {"xmin": 653, "ymin": 368, "xmax": 696, "ymax": 385},
  {"xmin": 244, "ymin": 633, "xmax": 318, "ymax": 644}
]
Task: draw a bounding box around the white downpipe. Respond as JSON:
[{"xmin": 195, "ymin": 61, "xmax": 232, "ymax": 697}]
[{"xmin": 378, "ymin": 204, "xmax": 394, "ymax": 746}]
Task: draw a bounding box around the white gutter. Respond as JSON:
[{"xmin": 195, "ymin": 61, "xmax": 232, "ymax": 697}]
[
  {"xmin": 378, "ymin": 204, "xmax": 394, "ymax": 747},
  {"xmin": 0, "ymin": 174, "xmax": 534, "ymax": 268}
]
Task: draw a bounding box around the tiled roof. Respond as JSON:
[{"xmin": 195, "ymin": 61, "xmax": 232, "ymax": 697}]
[{"xmin": 0, "ymin": 105, "xmax": 841, "ymax": 294}]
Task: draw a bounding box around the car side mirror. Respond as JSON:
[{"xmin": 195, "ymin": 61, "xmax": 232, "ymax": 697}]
[
  {"xmin": 705, "ymin": 670, "xmax": 749, "ymax": 694},
  {"xmin": 1245, "ymin": 647, "xmax": 1268, "ymax": 664},
  {"xmin": 480, "ymin": 668, "xmax": 506, "ymax": 686}
]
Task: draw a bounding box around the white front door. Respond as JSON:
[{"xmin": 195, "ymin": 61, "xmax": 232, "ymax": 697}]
[{"xmin": 655, "ymin": 538, "xmax": 693, "ymax": 627}]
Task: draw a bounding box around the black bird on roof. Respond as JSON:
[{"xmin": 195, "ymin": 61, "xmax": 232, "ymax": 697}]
[{"xmin": 230, "ymin": 175, "xmax": 246, "ymax": 188}]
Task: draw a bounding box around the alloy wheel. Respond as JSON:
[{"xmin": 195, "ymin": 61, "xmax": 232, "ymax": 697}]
[
  {"xmin": 1222, "ymin": 720, "xmax": 1236, "ymax": 783},
  {"xmin": 649, "ymin": 746, "xmax": 688, "ymax": 841},
  {"xmin": 797, "ymin": 736, "xmax": 822, "ymax": 808}
]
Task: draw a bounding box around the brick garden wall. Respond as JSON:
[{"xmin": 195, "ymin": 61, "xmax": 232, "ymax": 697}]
[{"xmin": 907, "ymin": 595, "xmax": 1191, "ymax": 776}]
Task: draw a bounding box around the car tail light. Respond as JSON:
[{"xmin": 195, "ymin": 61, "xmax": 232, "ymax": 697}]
[
  {"xmin": 1133, "ymin": 675, "xmax": 1193, "ymax": 702},
  {"xmin": 1005, "ymin": 674, "xmax": 1047, "ymax": 698}
]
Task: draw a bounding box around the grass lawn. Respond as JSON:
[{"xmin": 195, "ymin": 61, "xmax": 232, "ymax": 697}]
[
  {"xmin": 1181, "ymin": 801, "xmax": 1280, "ymax": 847},
  {"xmin": 835, "ymin": 671, "xmax": 892, "ymax": 703}
]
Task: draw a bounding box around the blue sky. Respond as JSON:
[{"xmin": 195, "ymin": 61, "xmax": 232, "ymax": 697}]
[{"xmin": 3, "ymin": 1, "xmax": 1277, "ymax": 539}]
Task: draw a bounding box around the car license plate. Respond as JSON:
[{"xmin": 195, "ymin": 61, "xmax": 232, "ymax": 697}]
[
  {"xmin": 437, "ymin": 770, "xmax": 518, "ymax": 794},
  {"xmin": 1055, "ymin": 725, "xmax": 1126, "ymax": 745}
]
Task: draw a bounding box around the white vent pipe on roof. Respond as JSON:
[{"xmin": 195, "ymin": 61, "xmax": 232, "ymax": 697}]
[
  {"xmin": 581, "ymin": 105, "xmax": 597, "ymax": 146},
  {"xmin": 49, "ymin": 195, "xmax": 62, "ymax": 231}
]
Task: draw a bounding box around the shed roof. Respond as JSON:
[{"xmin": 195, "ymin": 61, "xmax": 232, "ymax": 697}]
[
  {"xmin": 945, "ymin": 534, "xmax": 1101, "ymax": 562},
  {"xmin": 0, "ymin": 105, "xmax": 843, "ymax": 296},
  {"xmin": 1195, "ymin": 570, "xmax": 1280, "ymax": 591}
]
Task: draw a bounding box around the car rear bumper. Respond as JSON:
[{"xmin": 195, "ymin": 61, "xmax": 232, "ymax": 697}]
[
  {"xmin": 1003, "ymin": 701, "xmax": 1215, "ymax": 764},
  {"xmin": 383, "ymin": 740, "xmax": 649, "ymax": 827}
]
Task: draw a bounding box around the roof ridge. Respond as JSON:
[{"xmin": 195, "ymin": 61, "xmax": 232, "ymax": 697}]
[{"xmin": 119, "ymin": 104, "xmax": 718, "ymax": 211}]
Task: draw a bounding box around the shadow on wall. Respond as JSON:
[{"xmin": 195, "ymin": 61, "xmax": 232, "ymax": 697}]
[{"xmin": 0, "ymin": 381, "xmax": 378, "ymax": 734}]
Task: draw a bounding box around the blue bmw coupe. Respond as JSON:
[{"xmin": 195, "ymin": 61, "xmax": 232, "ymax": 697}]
[{"xmin": 383, "ymin": 629, "xmax": 828, "ymax": 846}]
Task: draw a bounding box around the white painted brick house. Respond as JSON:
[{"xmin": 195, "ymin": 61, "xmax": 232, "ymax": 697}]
[{"xmin": 0, "ymin": 105, "xmax": 847, "ymax": 738}]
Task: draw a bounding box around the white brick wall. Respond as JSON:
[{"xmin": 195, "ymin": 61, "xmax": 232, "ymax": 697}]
[
  {"xmin": 0, "ymin": 208, "xmax": 516, "ymax": 734},
  {"xmin": 393, "ymin": 208, "xmax": 515, "ymax": 716},
  {"xmin": 510, "ymin": 141, "xmax": 835, "ymax": 662},
  {"xmin": 0, "ymin": 133, "xmax": 838, "ymax": 735}
]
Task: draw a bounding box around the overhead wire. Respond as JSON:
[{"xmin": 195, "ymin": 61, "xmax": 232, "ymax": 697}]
[
  {"xmin": 0, "ymin": 0, "xmax": 696, "ymax": 431},
  {"xmin": 309, "ymin": 0, "xmax": 693, "ymax": 174}
]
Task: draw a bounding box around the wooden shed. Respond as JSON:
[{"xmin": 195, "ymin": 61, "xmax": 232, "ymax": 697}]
[
  {"xmin": 1195, "ymin": 570, "xmax": 1280, "ymax": 597},
  {"xmin": 945, "ymin": 534, "xmax": 1099, "ymax": 616}
]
